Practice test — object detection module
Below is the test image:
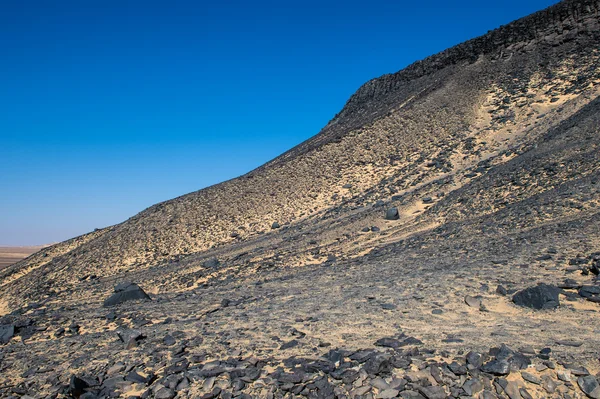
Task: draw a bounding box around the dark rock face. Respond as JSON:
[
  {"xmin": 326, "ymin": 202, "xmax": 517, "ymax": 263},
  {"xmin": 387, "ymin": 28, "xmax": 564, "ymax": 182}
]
[
  {"xmin": 512, "ymin": 284, "xmax": 560, "ymax": 310},
  {"xmin": 0, "ymin": 324, "xmax": 14, "ymax": 344},
  {"xmin": 385, "ymin": 207, "xmax": 400, "ymax": 220},
  {"xmin": 103, "ymin": 283, "xmax": 150, "ymax": 307}
]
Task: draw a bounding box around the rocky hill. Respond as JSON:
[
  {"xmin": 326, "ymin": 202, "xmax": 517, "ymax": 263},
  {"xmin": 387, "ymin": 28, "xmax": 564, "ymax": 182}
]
[{"xmin": 1, "ymin": 1, "xmax": 599, "ymax": 398}]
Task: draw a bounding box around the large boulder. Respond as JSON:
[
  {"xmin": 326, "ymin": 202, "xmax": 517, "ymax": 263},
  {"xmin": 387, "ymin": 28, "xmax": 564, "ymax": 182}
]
[
  {"xmin": 103, "ymin": 282, "xmax": 151, "ymax": 307},
  {"xmin": 512, "ymin": 284, "xmax": 560, "ymax": 310}
]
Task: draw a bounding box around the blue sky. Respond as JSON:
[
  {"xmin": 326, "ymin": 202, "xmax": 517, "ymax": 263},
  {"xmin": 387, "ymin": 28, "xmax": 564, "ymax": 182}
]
[{"xmin": 0, "ymin": 0, "xmax": 559, "ymax": 246}]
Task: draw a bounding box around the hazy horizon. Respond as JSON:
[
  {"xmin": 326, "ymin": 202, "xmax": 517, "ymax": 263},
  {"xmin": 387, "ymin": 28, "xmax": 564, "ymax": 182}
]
[{"xmin": 1, "ymin": 0, "xmax": 560, "ymax": 246}]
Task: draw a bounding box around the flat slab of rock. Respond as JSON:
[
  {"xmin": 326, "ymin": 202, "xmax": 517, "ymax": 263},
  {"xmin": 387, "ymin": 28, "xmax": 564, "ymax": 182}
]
[
  {"xmin": 512, "ymin": 284, "xmax": 560, "ymax": 310},
  {"xmin": 103, "ymin": 282, "xmax": 151, "ymax": 307}
]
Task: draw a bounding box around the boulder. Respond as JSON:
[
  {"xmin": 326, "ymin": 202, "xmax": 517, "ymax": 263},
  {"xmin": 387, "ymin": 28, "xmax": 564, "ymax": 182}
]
[
  {"xmin": 0, "ymin": 324, "xmax": 15, "ymax": 344},
  {"xmin": 69, "ymin": 375, "xmax": 89, "ymax": 398},
  {"xmin": 512, "ymin": 284, "xmax": 560, "ymax": 310},
  {"xmin": 579, "ymin": 285, "xmax": 600, "ymax": 298},
  {"xmin": 385, "ymin": 207, "xmax": 400, "ymax": 220},
  {"xmin": 103, "ymin": 282, "xmax": 151, "ymax": 307},
  {"xmin": 203, "ymin": 258, "xmax": 220, "ymax": 269}
]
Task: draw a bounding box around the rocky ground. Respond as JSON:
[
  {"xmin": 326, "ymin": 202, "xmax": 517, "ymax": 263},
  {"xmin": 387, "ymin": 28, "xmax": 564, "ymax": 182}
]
[{"xmin": 1, "ymin": 0, "xmax": 600, "ymax": 398}]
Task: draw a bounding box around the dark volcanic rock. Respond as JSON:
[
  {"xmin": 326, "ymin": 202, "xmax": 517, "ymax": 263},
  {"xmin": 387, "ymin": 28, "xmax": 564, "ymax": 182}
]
[
  {"xmin": 481, "ymin": 359, "xmax": 510, "ymax": 375},
  {"xmin": 512, "ymin": 284, "xmax": 560, "ymax": 310},
  {"xmin": 0, "ymin": 324, "xmax": 15, "ymax": 344},
  {"xmin": 385, "ymin": 207, "xmax": 400, "ymax": 220},
  {"xmin": 578, "ymin": 375, "xmax": 600, "ymax": 399},
  {"xmin": 579, "ymin": 285, "xmax": 600, "ymax": 298},
  {"xmin": 203, "ymin": 257, "xmax": 220, "ymax": 268},
  {"xmin": 103, "ymin": 282, "xmax": 151, "ymax": 307},
  {"xmin": 69, "ymin": 375, "xmax": 89, "ymax": 398}
]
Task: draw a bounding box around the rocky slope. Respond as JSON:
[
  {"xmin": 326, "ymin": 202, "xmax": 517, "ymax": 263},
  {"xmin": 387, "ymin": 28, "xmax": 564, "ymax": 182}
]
[{"xmin": 1, "ymin": 1, "xmax": 600, "ymax": 398}]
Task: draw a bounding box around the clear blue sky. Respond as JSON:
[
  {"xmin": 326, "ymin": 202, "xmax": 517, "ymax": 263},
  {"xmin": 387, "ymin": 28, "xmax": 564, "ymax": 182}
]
[{"xmin": 1, "ymin": 0, "xmax": 559, "ymax": 246}]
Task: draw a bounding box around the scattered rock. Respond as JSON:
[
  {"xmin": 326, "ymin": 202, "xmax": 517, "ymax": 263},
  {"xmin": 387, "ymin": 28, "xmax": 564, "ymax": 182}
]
[
  {"xmin": 385, "ymin": 207, "xmax": 400, "ymax": 220},
  {"xmin": 578, "ymin": 375, "xmax": 600, "ymax": 399},
  {"xmin": 579, "ymin": 285, "xmax": 600, "ymax": 298},
  {"xmin": 496, "ymin": 285, "xmax": 508, "ymax": 296},
  {"xmin": 271, "ymin": 222, "xmax": 280, "ymax": 229},
  {"xmin": 280, "ymin": 340, "xmax": 299, "ymax": 350},
  {"xmin": 155, "ymin": 387, "xmax": 176, "ymax": 399},
  {"xmin": 103, "ymin": 282, "xmax": 151, "ymax": 307},
  {"xmin": 465, "ymin": 295, "xmax": 483, "ymax": 308},
  {"xmin": 521, "ymin": 371, "xmax": 541, "ymax": 385},
  {"xmin": 69, "ymin": 375, "xmax": 89, "ymax": 398},
  {"xmin": 0, "ymin": 324, "xmax": 15, "ymax": 344},
  {"xmin": 512, "ymin": 284, "xmax": 560, "ymax": 310},
  {"xmin": 203, "ymin": 258, "xmax": 220, "ymax": 268},
  {"xmin": 481, "ymin": 359, "xmax": 510, "ymax": 375}
]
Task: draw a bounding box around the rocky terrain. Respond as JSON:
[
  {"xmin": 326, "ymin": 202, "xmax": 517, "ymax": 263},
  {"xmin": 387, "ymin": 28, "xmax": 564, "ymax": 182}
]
[{"xmin": 1, "ymin": 0, "xmax": 600, "ymax": 398}]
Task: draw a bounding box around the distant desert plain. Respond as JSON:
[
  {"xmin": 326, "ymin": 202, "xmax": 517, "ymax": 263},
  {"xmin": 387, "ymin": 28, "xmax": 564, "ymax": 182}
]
[{"xmin": 0, "ymin": 246, "xmax": 46, "ymax": 269}]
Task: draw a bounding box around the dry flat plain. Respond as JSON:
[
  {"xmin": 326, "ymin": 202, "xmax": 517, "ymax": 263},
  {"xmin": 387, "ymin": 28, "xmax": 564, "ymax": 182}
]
[
  {"xmin": 1, "ymin": 1, "xmax": 600, "ymax": 398},
  {"xmin": 0, "ymin": 247, "xmax": 45, "ymax": 270}
]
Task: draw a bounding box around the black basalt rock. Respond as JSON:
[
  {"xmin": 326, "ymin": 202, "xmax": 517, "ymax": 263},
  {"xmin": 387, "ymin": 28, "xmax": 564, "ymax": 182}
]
[
  {"xmin": 103, "ymin": 282, "xmax": 151, "ymax": 307},
  {"xmin": 512, "ymin": 284, "xmax": 560, "ymax": 310}
]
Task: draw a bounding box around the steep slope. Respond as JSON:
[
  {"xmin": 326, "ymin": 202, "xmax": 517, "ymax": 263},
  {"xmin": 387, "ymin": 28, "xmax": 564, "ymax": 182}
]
[{"xmin": 3, "ymin": 0, "xmax": 599, "ymax": 309}]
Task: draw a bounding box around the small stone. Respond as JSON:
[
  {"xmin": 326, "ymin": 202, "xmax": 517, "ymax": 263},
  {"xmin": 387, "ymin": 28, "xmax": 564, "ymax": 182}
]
[
  {"xmin": 498, "ymin": 379, "xmax": 522, "ymax": 399},
  {"xmin": 280, "ymin": 340, "xmax": 299, "ymax": 350},
  {"xmin": 543, "ymin": 377, "xmax": 558, "ymax": 393},
  {"xmin": 558, "ymin": 371, "xmax": 572, "ymax": 382},
  {"xmin": 465, "ymin": 295, "xmax": 482, "ymax": 308},
  {"xmin": 579, "ymin": 286, "xmax": 600, "ymax": 298},
  {"xmin": 519, "ymin": 388, "xmax": 533, "ymax": 399},
  {"xmin": 385, "ymin": 207, "xmax": 400, "ymax": 220},
  {"xmin": 164, "ymin": 335, "xmax": 176, "ymax": 346},
  {"xmin": 481, "ymin": 359, "xmax": 510, "ymax": 375},
  {"xmin": 521, "ymin": 372, "xmax": 541, "ymax": 385},
  {"xmin": 377, "ymin": 389, "xmax": 400, "ymax": 399},
  {"xmin": 375, "ymin": 337, "xmax": 402, "ymax": 348},
  {"xmin": 203, "ymin": 258, "xmax": 220, "ymax": 268},
  {"xmin": 69, "ymin": 375, "xmax": 89, "ymax": 398},
  {"xmin": 466, "ymin": 351, "xmax": 483, "ymax": 368},
  {"xmin": 463, "ymin": 378, "xmax": 484, "ymax": 395},
  {"xmin": 419, "ymin": 385, "xmax": 446, "ymax": 399},
  {"xmin": 555, "ymin": 340, "xmax": 583, "ymax": 347},
  {"xmin": 155, "ymin": 387, "xmax": 176, "ymax": 399}
]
